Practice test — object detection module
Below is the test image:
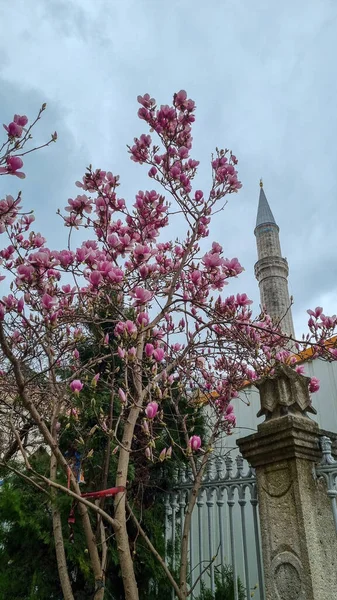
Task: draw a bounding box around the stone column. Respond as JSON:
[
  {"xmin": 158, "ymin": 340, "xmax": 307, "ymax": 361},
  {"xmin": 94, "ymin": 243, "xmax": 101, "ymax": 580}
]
[{"xmin": 237, "ymin": 364, "xmax": 337, "ymax": 600}]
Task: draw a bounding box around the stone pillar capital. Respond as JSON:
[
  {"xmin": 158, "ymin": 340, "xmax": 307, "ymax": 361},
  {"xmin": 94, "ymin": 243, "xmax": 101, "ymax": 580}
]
[{"xmin": 238, "ymin": 414, "xmax": 320, "ymax": 468}]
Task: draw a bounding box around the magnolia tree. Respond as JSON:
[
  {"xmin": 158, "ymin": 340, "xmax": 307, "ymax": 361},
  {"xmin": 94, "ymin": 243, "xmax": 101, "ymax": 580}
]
[{"xmin": 0, "ymin": 92, "xmax": 336, "ymax": 600}]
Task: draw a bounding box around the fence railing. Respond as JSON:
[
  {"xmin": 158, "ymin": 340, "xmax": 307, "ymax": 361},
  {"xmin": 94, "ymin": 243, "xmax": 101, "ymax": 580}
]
[
  {"xmin": 316, "ymin": 436, "xmax": 337, "ymax": 531},
  {"xmin": 165, "ymin": 453, "xmax": 265, "ymax": 600}
]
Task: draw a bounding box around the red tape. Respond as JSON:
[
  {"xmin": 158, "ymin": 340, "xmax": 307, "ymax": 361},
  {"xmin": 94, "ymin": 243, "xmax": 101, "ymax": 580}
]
[
  {"xmin": 81, "ymin": 486, "xmax": 126, "ymax": 499},
  {"xmin": 67, "ymin": 486, "xmax": 125, "ymax": 542}
]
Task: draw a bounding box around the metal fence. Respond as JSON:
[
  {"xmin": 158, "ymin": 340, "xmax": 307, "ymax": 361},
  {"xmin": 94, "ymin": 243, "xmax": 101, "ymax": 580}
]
[
  {"xmin": 316, "ymin": 435, "xmax": 337, "ymax": 531},
  {"xmin": 165, "ymin": 454, "xmax": 265, "ymax": 600}
]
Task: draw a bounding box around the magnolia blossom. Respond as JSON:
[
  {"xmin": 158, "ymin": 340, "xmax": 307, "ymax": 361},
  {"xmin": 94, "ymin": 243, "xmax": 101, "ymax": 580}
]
[
  {"xmin": 70, "ymin": 379, "xmax": 83, "ymax": 395},
  {"xmin": 153, "ymin": 348, "xmax": 165, "ymax": 362},
  {"xmin": 159, "ymin": 448, "xmax": 167, "ymax": 462},
  {"xmin": 0, "ymin": 156, "xmax": 25, "ymax": 178},
  {"xmin": 307, "ymin": 307, "xmax": 323, "ymax": 318},
  {"xmin": 67, "ymin": 407, "xmax": 79, "ymax": 419},
  {"xmin": 145, "ymin": 343, "xmax": 154, "ymax": 357},
  {"xmin": 145, "ymin": 447, "xmax": 153, "ymax": 461},
  {"xmin": 3, "ymin": 114, "xmax": 28, "ymax": 138},
  {"xmin": 118, "ymin": 388, "xmax": 127, "ymax": 403},
  {"xmin": 309, "ymin": 377, "xmax": 320, "ymax": 393},
  {"xmin": 224, "ymin": 405, "xmax": 236, "ymax": 427},
  {"xmin": 131, "ymin": 286, "xmax": 153, "ymax": 306},
  {"xmin": 92, "ymin": 373, "xmax": 100, "ymax": 386},
  {"xmin": 145, "ymin": 401, "xmax": 158, "ymax": 419},
  {"xmin": 137, "ymin": 311, "xmax": 150, "ymax": 327},
  {"xmin": 189, "ymin": 435, "xmax": 202, "ymax": 451}
]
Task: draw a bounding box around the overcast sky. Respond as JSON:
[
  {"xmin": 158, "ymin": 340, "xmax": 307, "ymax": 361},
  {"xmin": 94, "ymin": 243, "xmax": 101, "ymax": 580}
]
[{"xmin": 0, "ymin": 0, "xmax": 336, "ymax": 337}]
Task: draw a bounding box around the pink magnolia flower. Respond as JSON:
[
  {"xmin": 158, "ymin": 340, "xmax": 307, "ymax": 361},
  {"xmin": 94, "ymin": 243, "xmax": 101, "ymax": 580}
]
[
  {"xmin": 118, "ymin": 388, "xmax": 127, "ymax": 403},
  {"xmin": 191, "ymin": 269, "xmax": 202, "ymax": 285},
  {"xmin": 115, "ymin": 321, "xmax": 126, "ymax": 336},
  {"xmin": 137, "ymin": 93, "xmax": 155, "ymax": 109},
  {"xmin": 125, "ymin": 320, "xmax": 137, "ymax": 335},
  {"xmin": 159, "ymin": 448, "xmax": 167, "ymax": 462},
  {"xmin": 203, "ymin": 252, "xmax": 223, "ymax": 269},
  {"xmin": 145, "ymin": 343, "xmax": 154, "ymax": 357},
  {"xmin": 66, "ymin": 194, "xmax": 92, "ymax": 214},
  {"xmin": 236, "ymin": 293, "xmax": 253, "ymax": 307},
  {"xmin": 134, "ymin": 244, "xmax": 151, "ymax": 262},
  {"xmin": 189, "ymin": 435, "xmax": 202, "ymax": 451},
  {"xmin": 142, "ymin": 419, "xmax": 150, "ymax": 434},
  {"xmin": 117, "ymin": 346, "xmax": 125, "ymax": 359},
  {"xmin": 14, "ymin": 114, "xmax": 28, "ymax": 127},
  {"xmin": 89, "ymin": 271, "xmax": 102, "ymax": 286},
  {"xmin": 3, "ymin": 115, "xmax": 27, "ymax": 137},
  {"xmin": 73, "ymin": 348, "xmax": 80, "ymax": 360},
  {"xmin": 321, "ymin": 315, "xmax": 337, "ymax": 329},
  {"xmin": 307, "ymin": 307, "xmax": 323, "ymax": 318},
  {"xmin": 295, "ymin": 365, "xmax": 305, "ymax": 375},
  {"xmin": 92, "ymin": 373, "xmax": 100, "ymax": 386},
  {"xmin": 145, "ymin": 401, "xmax": 158, "ymax": 419},
  {"xmin": 131, "ymin": 286, "xmax": 153, "ymax": 306},
  {"xmin": 224, "ymin": 412, "xmax": 236, "ymax": 426},
  {"xmin": 41, "ymin": 293, "xmax": 56, "ymax": 311},
  {"xmin": 149, "ymin": 166, "xmax": 157, "ymax": 177},
  {"xmin": 223, "ymin": 257, "xmax": 243, "ymax": 276},
  {"xmin": 4, "ymin": 122, "xmax": 23, "ymax": 137},
  {"xmin": 309, "ymin": 377, "xmax": 320, "ymax": 394},
  {"xmin": 128, "ymin": 346, "xmax": 136, "ymax": 358},
  {"xmin": 137, "ymin": 312, "xmax": 150, "ymax": 327},
  {"xmin": 0, "ymin": 156, "xmax": 25, "ymax": 179},
  {"xmin": 17, "ymin": 297, "xmax": 24, "ymax": 313},
  {"xmin": 153, "ymin": 347, "xmax": 165, "ymax": 362},
  {"xmin": 107, "ymin": 266, "xmax": 124, "ymax": 283},
  {"xmin": 70, "ymin": 379, "xmax": 83, "ymax": 395},
  {"xmin": 67, "ymin": 407, "xmax": 79, "ymax": 419},
  {"xmin": 145, "ymin": 447, "xmax": 153, "ymax": 460}
]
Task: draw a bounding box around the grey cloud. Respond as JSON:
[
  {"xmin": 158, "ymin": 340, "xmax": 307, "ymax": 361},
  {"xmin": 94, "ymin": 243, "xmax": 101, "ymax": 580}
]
[{"xmin": 0, "ymin": 0, "xmax": 336, "ymax": 336}]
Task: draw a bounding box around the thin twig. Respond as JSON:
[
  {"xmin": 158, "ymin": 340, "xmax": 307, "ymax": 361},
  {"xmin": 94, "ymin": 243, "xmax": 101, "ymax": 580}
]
[{"xmin": 0, "ymin": 460, "xmax": 49, "ymax": 496}]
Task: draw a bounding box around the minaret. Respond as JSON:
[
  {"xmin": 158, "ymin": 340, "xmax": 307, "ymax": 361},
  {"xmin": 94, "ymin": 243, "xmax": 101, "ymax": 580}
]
[{"xmin": 254, "ymin": 180, "xmax": 295, "ymax": 337}]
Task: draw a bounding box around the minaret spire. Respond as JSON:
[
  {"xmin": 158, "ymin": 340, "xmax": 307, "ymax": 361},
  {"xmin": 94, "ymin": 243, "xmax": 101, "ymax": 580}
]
[
  {"xmin": 254, "ymin": 182, "xmax": 295, "ymax": 338},
  {"xmin": 256, "ymin": 180, "xmax": 277, "ymax": 229}
]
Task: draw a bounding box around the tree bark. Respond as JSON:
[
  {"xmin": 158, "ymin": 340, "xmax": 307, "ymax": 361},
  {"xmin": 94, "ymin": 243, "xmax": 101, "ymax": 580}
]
[
  {"xmin": 50, "ymin": 452, "xmax": 75, "ymax": 600},
  {"xmin": 114, "ymin": 405, "xmax": 141, "ymax": 600},
  {"xmin": 179, "ymin": 455, "xmax": 208, "ymax": 596},
  {"xmin": 113, "ymin": 335, "xmax": 146, "ymax": 600}
]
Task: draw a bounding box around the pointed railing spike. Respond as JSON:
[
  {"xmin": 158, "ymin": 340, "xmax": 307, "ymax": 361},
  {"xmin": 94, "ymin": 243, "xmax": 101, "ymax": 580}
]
[{"xmin": 224, "ymin": 454, "xmax": 233, "ymax": 479}]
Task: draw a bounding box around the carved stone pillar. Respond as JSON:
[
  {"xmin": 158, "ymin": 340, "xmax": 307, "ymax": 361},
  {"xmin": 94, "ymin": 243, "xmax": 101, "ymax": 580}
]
[{"xmin": 237, "ymin": 364, "xmax": 337, "ymax": 600}]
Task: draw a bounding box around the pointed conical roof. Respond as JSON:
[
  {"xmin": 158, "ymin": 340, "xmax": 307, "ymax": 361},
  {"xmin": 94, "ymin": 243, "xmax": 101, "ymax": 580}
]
[{"xmin": 255, "ymin": 181, "xmax": 277, "ymax": 228}]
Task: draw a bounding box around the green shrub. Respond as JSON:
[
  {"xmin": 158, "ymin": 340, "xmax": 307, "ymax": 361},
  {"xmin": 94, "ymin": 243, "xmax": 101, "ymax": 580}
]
[{"xmin": 196, "ymin": 564, "xmax": 245, "ymax": 600}]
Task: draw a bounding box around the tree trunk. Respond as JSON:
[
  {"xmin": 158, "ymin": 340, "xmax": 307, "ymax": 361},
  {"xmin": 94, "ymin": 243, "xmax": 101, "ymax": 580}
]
[
  {"xmin": 114, "ymin": 406, "xmax": 141, "ymax": 600},
  {"xmin": 50, "ymin": 453, "xmax": 75, "ymax": 600},
  {"xmin": 179, "ymin": 456, "xmax": 208, "ymax": 596}
]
